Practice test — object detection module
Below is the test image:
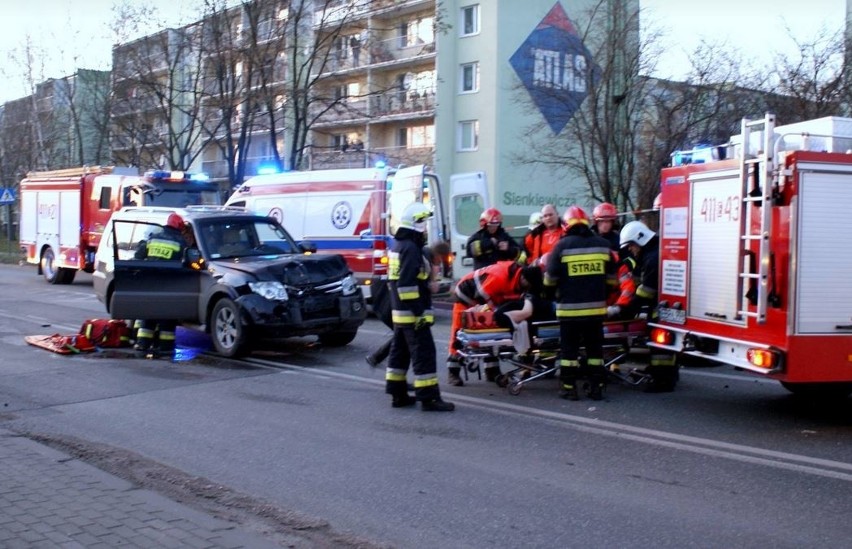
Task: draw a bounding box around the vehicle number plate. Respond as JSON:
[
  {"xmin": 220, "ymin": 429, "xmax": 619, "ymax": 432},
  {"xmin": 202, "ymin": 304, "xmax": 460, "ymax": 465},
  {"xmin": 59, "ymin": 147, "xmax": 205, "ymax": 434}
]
[{"xmin": 658, "ymin": 307, "xmax": 686, "ymax": 325}]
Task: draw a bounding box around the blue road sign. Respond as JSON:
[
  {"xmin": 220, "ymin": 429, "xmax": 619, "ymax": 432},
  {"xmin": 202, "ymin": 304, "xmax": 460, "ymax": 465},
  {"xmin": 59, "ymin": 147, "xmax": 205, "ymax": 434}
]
[{"xmin": 0, "ymin": 188, "xmax": 15, "ymax": 205}]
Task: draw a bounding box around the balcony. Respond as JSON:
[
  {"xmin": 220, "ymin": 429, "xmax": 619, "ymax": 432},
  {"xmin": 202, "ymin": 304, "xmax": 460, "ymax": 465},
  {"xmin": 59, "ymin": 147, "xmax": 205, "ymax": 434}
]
[
  {"xmin": 308, "ymin": 145, "xmax": 433, "ymax": 171},
  {"xmin": 370, "ymin": 87, "xmax": 435, "ymax": 119},
  {"xmin": 318, "ymin": 34, "xmax": 435, "ymax": 75}
]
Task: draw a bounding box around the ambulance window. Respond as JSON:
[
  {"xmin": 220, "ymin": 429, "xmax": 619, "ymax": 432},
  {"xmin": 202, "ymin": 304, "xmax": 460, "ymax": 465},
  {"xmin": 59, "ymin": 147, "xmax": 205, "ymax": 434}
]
[
  {"xmin": 454, "ymin": 193, "xmax": 484, "ymax": 235},
  {"xmin": 229, "ymin": 200, "xmax": 246, "ymax": 208},
  {"xmin": 99, "ymin": 187, "xmax": 111, "ymax": 209}
]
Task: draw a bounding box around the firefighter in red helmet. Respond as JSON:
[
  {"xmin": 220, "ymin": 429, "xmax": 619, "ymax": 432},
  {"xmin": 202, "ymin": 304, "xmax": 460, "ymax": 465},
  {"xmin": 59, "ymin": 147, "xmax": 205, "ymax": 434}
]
[
  {"xmin": 544, "ymin": 205, "xmax": 615, "ymax": 401},
  {"xmin": 591, "ymin": 202, "xmax": 621, "ymax": 251},
  {"xmin": 465, "ymin": 207, "xmax": 521, "ymax": 270},
  {"xmin": 133, "ymin": 213, "xmax": 195, "ymax": 358}
]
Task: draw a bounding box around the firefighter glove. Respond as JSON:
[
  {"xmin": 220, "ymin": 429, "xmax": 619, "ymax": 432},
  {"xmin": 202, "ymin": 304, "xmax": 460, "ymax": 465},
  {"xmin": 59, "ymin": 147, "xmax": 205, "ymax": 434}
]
[
  {"xmin": 606, "ymin": 305, "xmax": 621, "ymax": 318},
  {"xmin": 414, "ymin": 316, "xmax": 430, "ymax": 331}
]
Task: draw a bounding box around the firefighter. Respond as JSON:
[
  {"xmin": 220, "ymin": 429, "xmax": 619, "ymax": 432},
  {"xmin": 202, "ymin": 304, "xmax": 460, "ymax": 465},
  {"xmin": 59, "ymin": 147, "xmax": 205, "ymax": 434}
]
[
  {"xmin": 545, "ymin": 205, "xmax": 615, "ymax": 401},
  {"xmin": 445, "ymin": 260, "xmax": 527, "ymax": 386},
  {"xmin": 366, "ymin": 243, "xmax": 446, "ymax": 368},
  {"xmin": 614, "ymin": 220, "xmax": 678, "ymax": 392},
  {"xmin": 133, "ymin": 213, "xmax": 194, "ymax": 357},
  {"xmin": 466, "ymin": 208, "xmax": 521, "ymax": 270},
  {"xmin": 385, "ymin": 202, "xmax": 455, "ymax": 412},
  {"xmin": 524, "ymin": 204, "xmax": 564, "ymax": 265},
  {"xmin": 591, "ymin": 202, "xmax": 621, "ymax": 251}
]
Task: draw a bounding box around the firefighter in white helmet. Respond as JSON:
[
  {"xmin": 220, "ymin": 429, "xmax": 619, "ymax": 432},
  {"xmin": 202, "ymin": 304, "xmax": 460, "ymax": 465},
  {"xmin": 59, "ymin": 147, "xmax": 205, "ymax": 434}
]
[
  {"xmin": 385, "ymin": 202, "xmax": 455, "ymax": 411},
  {"xmin": 616, "ymin": 220, "xmax": 678, "ymax": 392}
]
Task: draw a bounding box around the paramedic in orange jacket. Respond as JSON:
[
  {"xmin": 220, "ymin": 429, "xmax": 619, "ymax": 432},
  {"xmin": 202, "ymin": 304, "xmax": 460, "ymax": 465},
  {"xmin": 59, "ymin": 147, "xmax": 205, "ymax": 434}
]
[
  {"xmin": 446, "ymin": 260, "xmax": 525, "ymax": 386},
  {"xmin": 523, "ymin": 204, "xmax": 564, "ymax": 264}
]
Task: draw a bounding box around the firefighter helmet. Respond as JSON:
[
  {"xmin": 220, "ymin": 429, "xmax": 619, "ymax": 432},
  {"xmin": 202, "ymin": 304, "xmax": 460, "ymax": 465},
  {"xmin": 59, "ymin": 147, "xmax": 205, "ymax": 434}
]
[
  {"xmin": 479, "ymin": 208, "xmax": 503, "ymax": 227},
  {"xmin": 620, "ymin": 220, "xmax": 655, "ymax": 248},
  {"xmin": 593, "ymin": 202, "xmax": 618, "ymax": 221},
  {"xmin": 528, "ymin": 211, "xmax": 543, "ymax": 230},
  {"xmin": 399, "ymin": 202, "xmax": 432, "ymax": 233},
  {"xmin": 653, "ymin": 193, "xmax": 662, "ymax": 210},
  {"xmin": 562, "ymin": 205, "xmax": 590, "ymax": 229},
  {"xmin": 166, "ymin": 213, "xmax": 186, "ymax": 231}
]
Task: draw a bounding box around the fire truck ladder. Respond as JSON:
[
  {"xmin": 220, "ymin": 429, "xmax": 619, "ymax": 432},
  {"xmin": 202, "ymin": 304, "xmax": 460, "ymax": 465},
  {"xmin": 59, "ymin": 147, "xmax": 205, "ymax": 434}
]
[{"xmin": 737, "ymin": 113, "xmax": 775, "ymax": 323}]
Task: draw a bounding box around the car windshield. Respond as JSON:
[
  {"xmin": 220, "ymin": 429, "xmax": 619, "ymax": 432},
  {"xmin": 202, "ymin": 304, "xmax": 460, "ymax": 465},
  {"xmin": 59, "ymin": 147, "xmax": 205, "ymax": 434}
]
[{"xmin": 199, "ymin": 219, "xmax": 300, "ymax": 259}]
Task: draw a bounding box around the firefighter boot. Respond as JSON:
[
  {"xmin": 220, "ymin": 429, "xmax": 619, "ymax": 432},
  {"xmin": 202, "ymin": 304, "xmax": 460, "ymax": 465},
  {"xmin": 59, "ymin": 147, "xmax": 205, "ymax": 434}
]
[
  {"xmin": 559, "ymin": 383, "xmax": 579, "ymax": 401},
  {"xmin": 134, "ymin": 325, "xmax": 155, "ymax": 354},
  {"xmin": 447, "ymin": 355, "xmax": 464, "ymax": 386},
  {"xmin": 422, "ymin": 398, "xmax": 455, "ymax": 412},
  {"xmin": 484, "ymin": 357, "xmax": 501, "ymax": 383},
  {"xmin": 391, "ymin": 393, "xmax": 417, "ymax": 408},
  {"xmin": 586, "ymin": 368, "xmax": 607, "ymax": 401}
]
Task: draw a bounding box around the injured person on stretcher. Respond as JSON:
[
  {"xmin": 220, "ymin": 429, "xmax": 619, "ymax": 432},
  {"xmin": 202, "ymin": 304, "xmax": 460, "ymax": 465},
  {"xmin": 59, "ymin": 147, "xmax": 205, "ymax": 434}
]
[{"xmin": 455, "ymin": 306, "xmax": 654, "ymax": 396}]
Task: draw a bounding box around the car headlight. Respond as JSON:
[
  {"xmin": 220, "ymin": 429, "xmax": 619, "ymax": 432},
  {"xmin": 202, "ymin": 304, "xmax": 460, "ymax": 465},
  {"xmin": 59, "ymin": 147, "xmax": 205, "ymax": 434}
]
[
  {"xmin": 249, "ymin": 281, "xmax": 288, "ymax": 301},
  {"xmin": 341, "ymin": 274, "xmax": 358, "ymax": 296}
]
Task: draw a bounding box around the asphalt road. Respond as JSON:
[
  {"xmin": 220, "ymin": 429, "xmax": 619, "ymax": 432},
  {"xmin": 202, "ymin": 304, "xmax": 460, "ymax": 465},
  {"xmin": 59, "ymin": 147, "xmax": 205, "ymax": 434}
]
[{"xmin": 2, "ymin": 264, "xmax": 852, "ymax": 548}]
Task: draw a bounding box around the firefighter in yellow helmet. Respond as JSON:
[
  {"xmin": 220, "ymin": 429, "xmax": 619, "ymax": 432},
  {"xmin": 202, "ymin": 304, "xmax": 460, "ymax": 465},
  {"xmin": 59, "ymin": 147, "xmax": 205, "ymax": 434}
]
[
  {"xmin": 385, "ymin": 202, "xmax": 455, "ymax": 411},
  {"xmin": 544, "ymin": 206, "xmax": 615, "ymax": 401}
]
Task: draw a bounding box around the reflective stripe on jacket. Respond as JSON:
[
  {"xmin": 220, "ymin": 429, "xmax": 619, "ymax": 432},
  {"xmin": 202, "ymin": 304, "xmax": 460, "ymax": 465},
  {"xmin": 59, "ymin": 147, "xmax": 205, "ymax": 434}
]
[{"xmin": 544, "ymin": 230, "xmax": 614, "ymax": 319}]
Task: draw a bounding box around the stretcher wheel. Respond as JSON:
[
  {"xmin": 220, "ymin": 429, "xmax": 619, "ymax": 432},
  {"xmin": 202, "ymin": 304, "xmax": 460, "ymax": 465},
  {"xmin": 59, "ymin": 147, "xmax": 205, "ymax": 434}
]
[
  {"xmin": 495, "ymin": 374, "xmax": 509, "ymax": 388},
  {"xmin": 507, "ymin": 381, "xmax": 523, "ymax": 396}
]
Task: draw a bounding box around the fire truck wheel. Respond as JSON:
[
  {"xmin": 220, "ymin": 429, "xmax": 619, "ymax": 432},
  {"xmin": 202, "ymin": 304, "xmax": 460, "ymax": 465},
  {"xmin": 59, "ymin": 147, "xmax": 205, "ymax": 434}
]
[
  {"xmin": 318, "ymin": 330, "xmax": 358, "ymax": 347},
  {"xmin": 211, "ymin": 298, "xmax": 247, "ymax": 358},
  {"xmin": 41, "ymin": 247, "xmax": 74, "ymax": 285},
  {"xmin": 780, "ymin": 382, "xmax": 852, "ymax": 401}
]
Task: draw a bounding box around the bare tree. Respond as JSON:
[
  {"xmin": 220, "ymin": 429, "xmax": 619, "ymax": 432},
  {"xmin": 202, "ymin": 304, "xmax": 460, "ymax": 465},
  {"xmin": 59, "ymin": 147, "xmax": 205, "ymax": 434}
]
[{"xmin": 111, "ymin": 3, "xmax": 211, "ymax": 171}]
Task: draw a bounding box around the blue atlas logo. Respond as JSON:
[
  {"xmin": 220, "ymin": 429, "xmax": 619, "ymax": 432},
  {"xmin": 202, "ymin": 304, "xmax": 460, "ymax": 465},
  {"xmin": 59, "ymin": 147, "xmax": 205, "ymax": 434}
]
[{"xmin": 510, "ymin": 2, "xmax": 601, "ymax": 134}]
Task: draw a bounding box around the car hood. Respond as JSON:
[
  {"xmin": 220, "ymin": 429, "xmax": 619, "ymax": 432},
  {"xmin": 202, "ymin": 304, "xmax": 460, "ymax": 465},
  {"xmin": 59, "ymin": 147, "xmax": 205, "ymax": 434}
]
[{"xmin": 210, "ymin": 254, "xmax": 351, "ymax": 286}]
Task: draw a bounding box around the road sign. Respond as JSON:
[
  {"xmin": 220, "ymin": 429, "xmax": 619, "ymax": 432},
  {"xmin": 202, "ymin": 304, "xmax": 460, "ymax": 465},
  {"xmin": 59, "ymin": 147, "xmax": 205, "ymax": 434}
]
[{"xmin": 0, "ymin": 188, "xmax": 14, "ymax": 205}]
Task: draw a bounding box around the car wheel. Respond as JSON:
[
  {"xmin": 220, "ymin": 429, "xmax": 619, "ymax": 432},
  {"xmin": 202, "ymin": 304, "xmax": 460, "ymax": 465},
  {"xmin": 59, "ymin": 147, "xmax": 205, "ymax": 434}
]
[
  {"xmin": 318, "ymin": 330, "xmax": 358, "ymax": 347},
  {"xmin": 211, "ymin": 298, "xmax": 247, "ymax": 358}
]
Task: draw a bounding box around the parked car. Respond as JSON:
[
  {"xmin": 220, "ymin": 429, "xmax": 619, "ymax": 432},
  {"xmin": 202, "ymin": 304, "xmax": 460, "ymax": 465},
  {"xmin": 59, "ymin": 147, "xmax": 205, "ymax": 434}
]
[{"xmin": 92, "ymin": 206, "xmax": 366, "ymax": 357}]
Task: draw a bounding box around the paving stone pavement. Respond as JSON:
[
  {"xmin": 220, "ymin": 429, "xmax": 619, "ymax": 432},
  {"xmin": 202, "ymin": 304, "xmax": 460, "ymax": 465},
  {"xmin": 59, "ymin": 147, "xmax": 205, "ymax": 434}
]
[{"xmin": 0, "ymin": 429, "xmax": 281, "ymax": 548}]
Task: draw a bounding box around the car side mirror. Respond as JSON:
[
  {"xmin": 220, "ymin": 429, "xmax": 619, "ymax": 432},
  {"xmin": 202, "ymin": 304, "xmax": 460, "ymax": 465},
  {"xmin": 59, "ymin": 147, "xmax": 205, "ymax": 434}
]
[{"xmin": 298, "ymin": 240, "xmax": 317, "ymax": 254}]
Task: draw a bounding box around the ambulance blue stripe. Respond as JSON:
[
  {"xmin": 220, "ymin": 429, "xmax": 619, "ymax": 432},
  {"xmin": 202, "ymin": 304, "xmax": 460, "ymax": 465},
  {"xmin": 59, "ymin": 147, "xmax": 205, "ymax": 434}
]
[{"xmin": 307, "ymin": 239, "xmax": 381, "ymax": 250}]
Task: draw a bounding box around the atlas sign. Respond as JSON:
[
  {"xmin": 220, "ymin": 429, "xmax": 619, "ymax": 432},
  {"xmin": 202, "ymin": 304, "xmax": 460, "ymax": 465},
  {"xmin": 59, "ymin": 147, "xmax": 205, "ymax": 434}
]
[{"xmin": 510, "ymin": 2, "xmax": 600, "ymax": 134}]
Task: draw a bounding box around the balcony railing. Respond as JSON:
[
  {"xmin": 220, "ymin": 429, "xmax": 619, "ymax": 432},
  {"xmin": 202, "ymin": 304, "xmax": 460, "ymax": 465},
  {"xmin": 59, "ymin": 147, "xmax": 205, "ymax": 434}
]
[
  {"xmin": 308, "ymin": 145, "xmax": 433, "ymax": 171},
  {"xmin": 370, "ymin": 87, "xmax": 435, "ymax": 118},
  {"xmin": 319, "ymin": 34, "xmax": 435, "ymax": 74}
]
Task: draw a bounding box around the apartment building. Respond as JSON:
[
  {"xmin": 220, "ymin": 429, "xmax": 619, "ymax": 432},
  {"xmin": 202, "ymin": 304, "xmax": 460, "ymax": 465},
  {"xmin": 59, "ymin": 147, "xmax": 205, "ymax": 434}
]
[
  {"xmin": 309, "ymin": 0, "xmax": 437, "ymax": 171},
  {"xmin": 111, "ymin": 0, "xmax": 639, "ymax": 217},
  {"xmin": 305, "ymin": 0, "xmax": 641, "ymax": 230}
]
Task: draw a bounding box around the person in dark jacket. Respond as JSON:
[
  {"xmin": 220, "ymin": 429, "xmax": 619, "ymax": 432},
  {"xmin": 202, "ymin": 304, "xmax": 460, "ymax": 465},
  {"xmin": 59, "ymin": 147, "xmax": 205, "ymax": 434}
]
[
  {"xmin": 616, "ymin": 220, "xmax": 678, "ymax": 392},
  {"xmin": 385, "ymin": 203, "xmax": 455, "ymax": 412},
  {"xmin": 366, "ymin": 243, "xmax": 448, "ymax": 367},
  {"xmin": 591, "ymin": 202, "xmax": 621, "ymax": 252},
  {"xmin": 466, "ymin": 207, "xmax": 521, "ymax": 270},
  {"xmin": 544, "ymin": 205, "xmax": 615, "ymax": 401},
  {"xmin": 133, "ymin": 212, "xmax": 194, "ymax": 357}
]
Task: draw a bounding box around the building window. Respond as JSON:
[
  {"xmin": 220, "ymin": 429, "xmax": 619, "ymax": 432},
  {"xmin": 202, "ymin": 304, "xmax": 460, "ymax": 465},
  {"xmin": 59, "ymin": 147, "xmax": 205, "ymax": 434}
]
[
  {"xmin": 460, "ymin": 5, "xmax": 479, "ymax": 36},
  {"xmin": 460, "ymin": 62, "xmax": 479, "ymax": 93},
  {"xmin": 458, "ymin": 120, "xmax": 479, "ymax": 151}
]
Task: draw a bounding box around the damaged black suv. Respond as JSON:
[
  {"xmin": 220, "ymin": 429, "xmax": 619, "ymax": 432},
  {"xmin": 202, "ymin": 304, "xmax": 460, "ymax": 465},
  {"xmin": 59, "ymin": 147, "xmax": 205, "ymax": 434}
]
[{"xmin": 92, "ymin": 206, "xmax": 366, "ymax": 357}]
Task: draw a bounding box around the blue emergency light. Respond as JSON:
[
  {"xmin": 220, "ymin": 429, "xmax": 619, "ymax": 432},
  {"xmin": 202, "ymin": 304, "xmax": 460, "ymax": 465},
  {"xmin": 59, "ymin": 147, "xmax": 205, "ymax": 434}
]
[{"xmin": 145, "ymin": 169, "xmax": 210, "ymax": 182}]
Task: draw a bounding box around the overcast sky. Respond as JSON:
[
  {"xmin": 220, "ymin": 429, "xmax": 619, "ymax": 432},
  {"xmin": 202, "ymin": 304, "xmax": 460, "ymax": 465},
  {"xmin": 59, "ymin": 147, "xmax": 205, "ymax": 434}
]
[{"xmin": 0, "ymin": 0, "xmax": 847, "ymax": 103}]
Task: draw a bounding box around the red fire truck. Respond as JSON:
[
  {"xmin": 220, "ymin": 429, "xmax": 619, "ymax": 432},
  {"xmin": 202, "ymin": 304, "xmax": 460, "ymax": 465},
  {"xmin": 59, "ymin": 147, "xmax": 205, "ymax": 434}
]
[
  {"xmin": 19, "ymin": 166, "xmax": 221, "ymax": 284},
  {"xmin": 649, "ymin": 113, "xmax": 852, "ymax": 398}
]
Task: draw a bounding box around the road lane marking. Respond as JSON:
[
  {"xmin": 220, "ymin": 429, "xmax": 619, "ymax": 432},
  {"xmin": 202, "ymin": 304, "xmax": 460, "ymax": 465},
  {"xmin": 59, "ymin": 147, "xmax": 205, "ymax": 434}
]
[{"xmin": 243, "ymin": 356, "xmax": 852, "ymax": 482}]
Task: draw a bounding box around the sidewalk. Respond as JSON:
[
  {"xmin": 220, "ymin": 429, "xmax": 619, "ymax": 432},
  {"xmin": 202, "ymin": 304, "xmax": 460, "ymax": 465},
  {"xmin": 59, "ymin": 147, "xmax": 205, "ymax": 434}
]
[{"xmin": 0, "ymin": 429, "xmax": 280, "ymax": 549}]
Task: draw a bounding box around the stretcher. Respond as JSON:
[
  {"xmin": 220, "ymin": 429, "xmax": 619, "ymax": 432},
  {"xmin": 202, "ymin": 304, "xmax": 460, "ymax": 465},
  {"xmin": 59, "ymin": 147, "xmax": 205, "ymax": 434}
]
[{"xmin": 455, "ymin": 318, "xmax": 651, "ymax": 395}]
